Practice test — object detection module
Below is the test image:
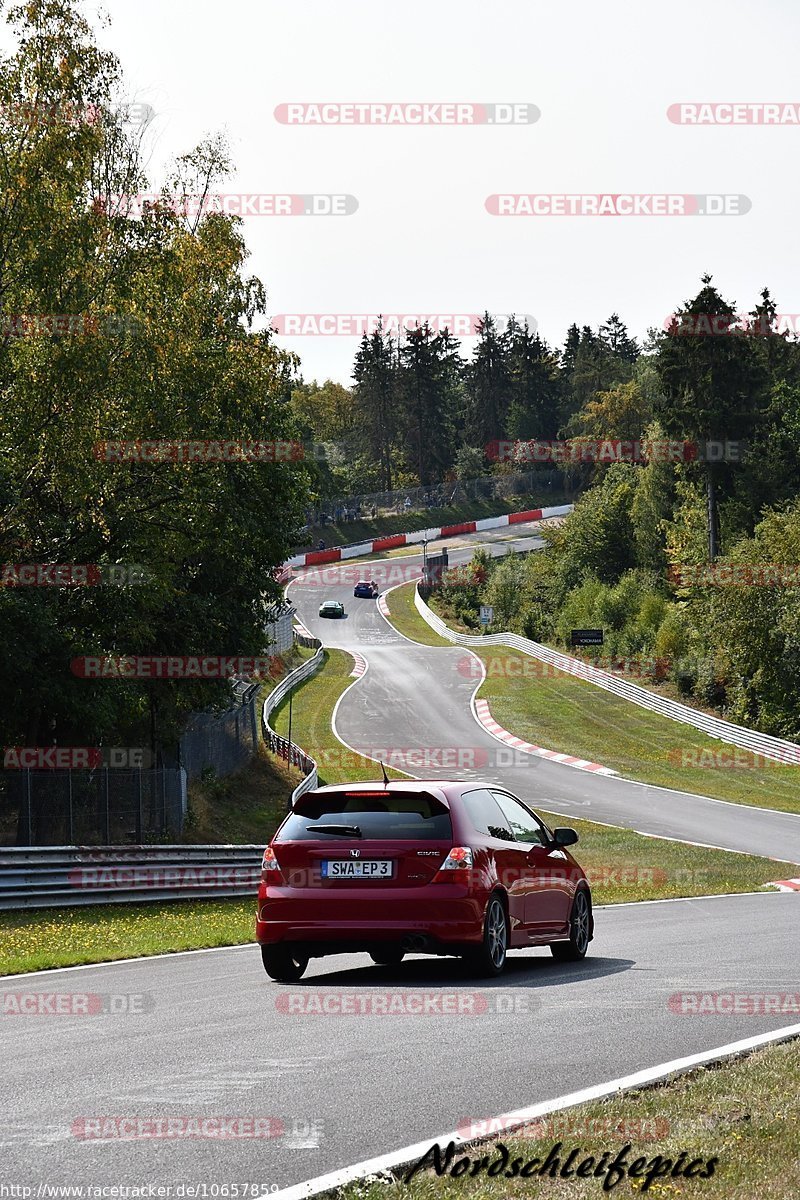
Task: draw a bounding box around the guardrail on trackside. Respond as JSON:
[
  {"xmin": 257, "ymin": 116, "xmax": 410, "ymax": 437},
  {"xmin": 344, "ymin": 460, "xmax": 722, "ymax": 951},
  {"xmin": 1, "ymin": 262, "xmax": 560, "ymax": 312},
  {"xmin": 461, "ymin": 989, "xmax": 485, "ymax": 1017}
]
[
  {"xmin": 0, "ymin": 844, "xmax": 263, "ymax": 912},
  {"xmin": 414, "ymin": 588, "xmax": 800, "ymax": 767},
  {"xmin": 286, "ymin": 504, "xmax": 574, "ymax": 568},
  {"xmin": 0, "ymin": 649, "xmax": 329, "ymax": 913},
  {"xmin": 0, "ymin": 652, "xmax": 327, "ymax": 911},
  {"xmin": 262, "ymin": 648, "xmax": 324, "ymax": 806}
]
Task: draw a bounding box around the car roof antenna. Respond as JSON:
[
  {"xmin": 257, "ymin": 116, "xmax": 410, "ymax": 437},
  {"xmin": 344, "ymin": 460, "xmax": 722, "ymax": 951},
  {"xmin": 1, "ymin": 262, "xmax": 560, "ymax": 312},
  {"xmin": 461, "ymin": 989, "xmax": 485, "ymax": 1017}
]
[{"xmin": 380, "ymin": 761, "xmax": 390, "ymax": 787}]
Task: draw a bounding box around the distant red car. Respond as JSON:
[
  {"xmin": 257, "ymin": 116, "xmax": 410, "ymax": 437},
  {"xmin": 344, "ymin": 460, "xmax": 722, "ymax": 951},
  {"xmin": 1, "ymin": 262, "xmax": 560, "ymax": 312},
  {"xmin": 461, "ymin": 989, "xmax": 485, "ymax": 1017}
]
[{"xmin": 256, "ymin": 780, "xmax": 593, "ymax": 980}]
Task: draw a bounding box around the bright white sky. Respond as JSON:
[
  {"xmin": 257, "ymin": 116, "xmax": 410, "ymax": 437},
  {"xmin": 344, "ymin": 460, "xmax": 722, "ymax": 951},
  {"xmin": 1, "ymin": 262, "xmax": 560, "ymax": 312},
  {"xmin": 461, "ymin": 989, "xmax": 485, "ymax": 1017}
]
[{"xmin": 18, "ymin": 1, "xmax": 800, "ymax": 382}]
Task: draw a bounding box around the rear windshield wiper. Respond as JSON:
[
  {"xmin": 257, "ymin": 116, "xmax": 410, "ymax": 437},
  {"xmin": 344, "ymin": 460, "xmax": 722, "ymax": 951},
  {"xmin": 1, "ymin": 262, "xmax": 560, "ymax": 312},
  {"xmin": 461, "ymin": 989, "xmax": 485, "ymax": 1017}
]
[{"xmin": 305, "ymin": 824, "xmax": 363, "ymax": 837}]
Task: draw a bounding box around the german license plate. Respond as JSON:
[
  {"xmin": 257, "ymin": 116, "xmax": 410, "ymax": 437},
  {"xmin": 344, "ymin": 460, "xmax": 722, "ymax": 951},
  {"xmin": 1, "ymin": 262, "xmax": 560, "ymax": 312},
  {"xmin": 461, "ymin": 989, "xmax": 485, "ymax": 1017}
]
[{"xmin": 322, "ymin": 860, "xmax": 393, "ymax": 880}]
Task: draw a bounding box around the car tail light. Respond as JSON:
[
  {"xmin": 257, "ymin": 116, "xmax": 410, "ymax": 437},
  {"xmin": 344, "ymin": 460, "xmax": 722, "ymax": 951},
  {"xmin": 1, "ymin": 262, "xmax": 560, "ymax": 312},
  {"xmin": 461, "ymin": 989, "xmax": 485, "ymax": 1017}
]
[
  {"xmin": 261, "ymin": 846, "xmax": 283, "ymax": 883},
  {"xmin": 434, "ymin": 846, "xmax": 474, "ymax": 880}
]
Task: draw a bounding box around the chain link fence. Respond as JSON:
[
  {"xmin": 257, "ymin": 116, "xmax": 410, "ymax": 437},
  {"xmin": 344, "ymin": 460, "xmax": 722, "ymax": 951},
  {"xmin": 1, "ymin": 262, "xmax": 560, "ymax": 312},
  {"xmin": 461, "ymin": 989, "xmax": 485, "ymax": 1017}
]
[
  {"xmin": 5, "ymin": 768, "xmax": 186, "ymax": 847},
  {"xmin": 179, "ymin": 683, "xmax": 261, "ymax": 783},
  {"xmin": 0, "ymin": 684, "xmax": 265, "ymax": 846}
]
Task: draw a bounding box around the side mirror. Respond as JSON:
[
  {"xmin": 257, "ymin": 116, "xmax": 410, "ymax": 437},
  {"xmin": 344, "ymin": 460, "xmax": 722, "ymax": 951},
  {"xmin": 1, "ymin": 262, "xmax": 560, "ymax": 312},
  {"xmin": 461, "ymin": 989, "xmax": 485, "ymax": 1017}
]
[{"xmin": 552, "ymin": 827, "xmax": 579, "ymax": 848}]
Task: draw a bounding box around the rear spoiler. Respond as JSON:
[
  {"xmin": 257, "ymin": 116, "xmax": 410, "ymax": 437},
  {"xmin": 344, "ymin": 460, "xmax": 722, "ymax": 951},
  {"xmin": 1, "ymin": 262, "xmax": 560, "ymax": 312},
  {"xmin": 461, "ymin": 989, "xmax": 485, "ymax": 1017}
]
[{"xmin": 293, "ymin": 787, "xmax": 450, "ymax": 812}]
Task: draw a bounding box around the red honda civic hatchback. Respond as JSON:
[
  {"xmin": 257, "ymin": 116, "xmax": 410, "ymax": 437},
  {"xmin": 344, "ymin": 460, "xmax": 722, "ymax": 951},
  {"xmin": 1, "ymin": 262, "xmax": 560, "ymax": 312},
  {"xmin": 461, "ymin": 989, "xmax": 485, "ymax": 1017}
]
[{"xmin": 256, "ymin": 779, "xmax": 593, "ymax": 980}]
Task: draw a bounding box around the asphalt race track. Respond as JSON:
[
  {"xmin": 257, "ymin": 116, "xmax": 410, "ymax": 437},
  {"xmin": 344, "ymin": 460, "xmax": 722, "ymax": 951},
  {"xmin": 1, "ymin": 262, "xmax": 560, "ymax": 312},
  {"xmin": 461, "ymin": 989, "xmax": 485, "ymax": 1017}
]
[
  {"xmin": 3, "ymin": 521, "xmax": 799, "ymax": 1193},
  {"xmin": 2, "ymin": 894, "xmax": 798, "ymax": 1189},
  {"xmin": 290, "ymin": 522, "xmax": 800, "ymax": 865}
]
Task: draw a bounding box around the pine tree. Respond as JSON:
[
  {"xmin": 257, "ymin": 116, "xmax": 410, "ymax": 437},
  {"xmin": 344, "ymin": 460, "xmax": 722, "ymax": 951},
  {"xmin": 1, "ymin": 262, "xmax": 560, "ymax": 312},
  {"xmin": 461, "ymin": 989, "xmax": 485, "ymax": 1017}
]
[
  {"xmin": 463, "ymin": 313, "xmax": 512, "ymax": 449},
  {"xmin": 352, "ymin": 320, "xmax": 398, "ymax": 491},
  {"xmin": 654, "ymin": 275, "xmax": 768, "ymax": 559},
  {"xmin": 561, "ymin": 324, "xmax": 581, "ymax": 375},
  {"xmin": 599, "ymin": 313, "xmax": 640, "ymax": 362},
  {"xmin": 506, "ymin": 324, "xmax": 561, "ymax": 440},
  {"xmin": 397, "ymin": 323, "xmax": 462, "ymax": 485}
]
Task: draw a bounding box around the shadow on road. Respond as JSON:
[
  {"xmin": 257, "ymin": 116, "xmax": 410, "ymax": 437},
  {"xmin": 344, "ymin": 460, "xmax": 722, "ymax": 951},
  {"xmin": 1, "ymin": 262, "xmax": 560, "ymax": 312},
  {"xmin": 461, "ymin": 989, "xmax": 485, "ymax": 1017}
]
[{"xmin": 288, "ymin": 952, "xmax": 634, "ymax": 989}]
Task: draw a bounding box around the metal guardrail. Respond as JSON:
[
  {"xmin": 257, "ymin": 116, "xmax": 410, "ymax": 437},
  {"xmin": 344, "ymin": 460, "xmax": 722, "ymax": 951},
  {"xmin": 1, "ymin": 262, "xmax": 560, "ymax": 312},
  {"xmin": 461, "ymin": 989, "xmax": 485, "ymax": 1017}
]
[
  {"xmin": 263, "ymin": 648, "xmax": 325, "ymax": 806},
  {"xmin": 415, "ymin": 588, "xmax": 800, "ymax": 766},
  {"xmin": 0, "ymin": 650, "xmax": 327, "ymax": 912},
  {"xmin": 0, "ymin": 845, "xmax": 263, "ymax": 911}
]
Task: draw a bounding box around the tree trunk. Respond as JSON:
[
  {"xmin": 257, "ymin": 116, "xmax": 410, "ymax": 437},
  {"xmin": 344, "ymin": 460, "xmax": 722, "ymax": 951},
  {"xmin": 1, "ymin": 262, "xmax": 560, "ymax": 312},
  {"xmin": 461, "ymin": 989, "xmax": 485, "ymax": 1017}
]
[{"xmin": 707, "ymin": 466, "xmax": 720, "ymax": 561}]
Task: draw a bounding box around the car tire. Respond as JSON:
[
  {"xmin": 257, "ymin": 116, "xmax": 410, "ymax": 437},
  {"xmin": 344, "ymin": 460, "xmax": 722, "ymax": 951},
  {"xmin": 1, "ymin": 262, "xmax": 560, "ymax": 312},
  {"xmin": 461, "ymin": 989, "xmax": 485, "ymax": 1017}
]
[
  {"xmin": 261, "ymin": 944, "xmax": 309, "ymax": 982},
  {"xmin": 369, "ymin": 948, "xmax": 406, "ymax": 967},
  {"xmin": 550, "ymin": 889, "xmax": 591, "ymax": 962},
  {"xmin": 466, "ymin": 894, "xmax": 508, "ymax": 977}
]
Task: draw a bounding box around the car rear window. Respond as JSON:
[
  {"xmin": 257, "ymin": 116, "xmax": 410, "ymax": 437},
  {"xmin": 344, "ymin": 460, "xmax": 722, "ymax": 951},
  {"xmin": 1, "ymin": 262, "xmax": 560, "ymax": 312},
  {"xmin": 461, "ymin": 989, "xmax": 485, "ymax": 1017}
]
[
  {"xmin": 461, "ymin": 788, "xmax": 515, "ymax": 841},
  {"xmin": 278, "ymin": 791, "xmax": 452, "ymax": 841}
]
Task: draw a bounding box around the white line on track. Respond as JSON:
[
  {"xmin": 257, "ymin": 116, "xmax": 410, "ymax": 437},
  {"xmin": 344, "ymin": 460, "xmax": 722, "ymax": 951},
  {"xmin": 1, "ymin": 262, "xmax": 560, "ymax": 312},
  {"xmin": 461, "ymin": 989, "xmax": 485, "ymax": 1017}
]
[
  {"xmin": 0, "ymin": 942, "xmax": 256, "ymax": 982},
  {"xmin": 270, "ymin": 1022, "xmax": 800, "ymax": 1200},
  {"xmin": 375, "ymin": 582, "xmax": 434, "ymax": 646},
  {"xmin": 329, "ymin": 649, "xmax": 414, "ymax": 782}
]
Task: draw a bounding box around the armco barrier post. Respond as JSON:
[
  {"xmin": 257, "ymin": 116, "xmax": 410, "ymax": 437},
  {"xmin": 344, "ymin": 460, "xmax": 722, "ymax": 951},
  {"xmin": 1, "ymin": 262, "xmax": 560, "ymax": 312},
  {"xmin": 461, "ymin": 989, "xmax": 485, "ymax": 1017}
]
[
  {"xmin": 26, "ymin": 769, "xmax": 32, "ymax": 845},
  {"xmin": 67, "ymin": 772, "xmax": 73, "ymax": 845},
  {"xmin": 179, "ymin": 769, "xmax": 188, "ymax": 830}
]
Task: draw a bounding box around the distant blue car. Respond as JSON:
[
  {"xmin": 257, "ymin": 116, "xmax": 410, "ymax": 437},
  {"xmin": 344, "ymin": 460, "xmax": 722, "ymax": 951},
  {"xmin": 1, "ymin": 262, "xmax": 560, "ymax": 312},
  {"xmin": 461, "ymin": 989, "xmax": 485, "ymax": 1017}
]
[{"xmin": 354, "ymin": 579, "xmax": 379, "ymax": 599}]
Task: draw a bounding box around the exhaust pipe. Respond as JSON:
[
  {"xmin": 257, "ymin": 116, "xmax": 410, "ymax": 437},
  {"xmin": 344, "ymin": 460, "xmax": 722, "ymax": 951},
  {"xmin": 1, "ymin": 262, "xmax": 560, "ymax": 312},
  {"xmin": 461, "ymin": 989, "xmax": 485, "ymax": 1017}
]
[{"xmin": 401, "ymin": 934, "xmax": 428, "ymax": 952}]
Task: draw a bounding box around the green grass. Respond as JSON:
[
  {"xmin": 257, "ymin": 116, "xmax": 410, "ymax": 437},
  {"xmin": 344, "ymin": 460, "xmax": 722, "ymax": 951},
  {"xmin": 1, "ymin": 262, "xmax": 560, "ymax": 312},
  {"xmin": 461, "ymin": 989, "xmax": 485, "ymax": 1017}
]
[
  {"xmin": 297, "ymin": 493, "xmax": 570, "ymax": 552},
  {"xmin": 386, "ymin": 582, "xmax": 452, "ymax": 646},
  {"xmin": 478, "ymin": 645, "xmax": 800, "ymax": 816},
  {"xmin": 0, "ymin": 811, "xmax": 781, "ymax": 975},
  {"xmin": 270, "ymin": 647, "xmax": 408, "ymax": 785},
  {"xmin": 1, "ymin": 639, "xmax": 786, "ymax": 977},
  {"xmin": 337, "ymin": 1036, "xmax": 800, "ymax": 1200},
  {"xmin": 536, "ymin": 809, "xmax": 780, "ymax": 903},
  {"xmin": 0, "ymin": 898, "xmax": 256, "ymax": 976},
  {"xmin": 384, "ymin": 586, "xmax": 800, "ymax": 816}
]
